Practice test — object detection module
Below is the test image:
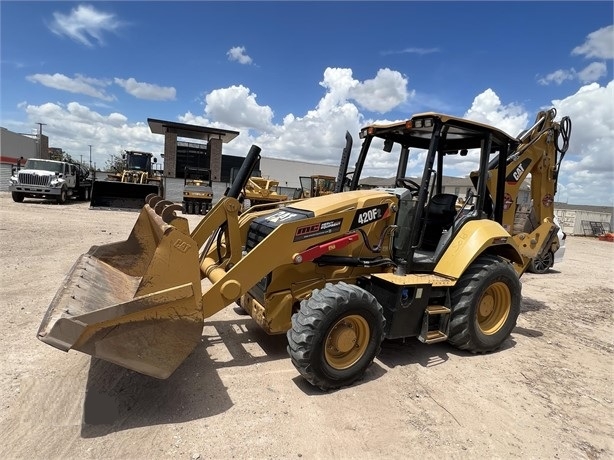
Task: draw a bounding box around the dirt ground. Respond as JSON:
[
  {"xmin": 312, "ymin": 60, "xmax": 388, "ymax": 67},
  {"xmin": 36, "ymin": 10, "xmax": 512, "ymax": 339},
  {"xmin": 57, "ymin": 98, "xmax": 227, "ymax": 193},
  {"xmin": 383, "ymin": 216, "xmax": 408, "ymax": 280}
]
[{"xmin": 0, "ymin": 191, "xmax": 612, "ymax": 460}]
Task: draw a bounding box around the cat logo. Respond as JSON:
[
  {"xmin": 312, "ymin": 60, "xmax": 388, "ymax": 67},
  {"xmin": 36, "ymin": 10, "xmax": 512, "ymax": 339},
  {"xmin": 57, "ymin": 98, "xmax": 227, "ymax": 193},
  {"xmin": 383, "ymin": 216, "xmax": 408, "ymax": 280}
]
[{"xmin": 506, "ymin": 158, "xmax": 532, "ymax": 183}]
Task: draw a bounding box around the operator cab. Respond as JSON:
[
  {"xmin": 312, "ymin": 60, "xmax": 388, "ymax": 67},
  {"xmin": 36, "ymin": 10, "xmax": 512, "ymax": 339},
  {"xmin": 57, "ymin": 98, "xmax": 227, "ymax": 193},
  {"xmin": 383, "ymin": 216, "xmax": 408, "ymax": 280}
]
[{"xmin": 354, "ymin": 113, "xmax": 519, "ymax": 272}]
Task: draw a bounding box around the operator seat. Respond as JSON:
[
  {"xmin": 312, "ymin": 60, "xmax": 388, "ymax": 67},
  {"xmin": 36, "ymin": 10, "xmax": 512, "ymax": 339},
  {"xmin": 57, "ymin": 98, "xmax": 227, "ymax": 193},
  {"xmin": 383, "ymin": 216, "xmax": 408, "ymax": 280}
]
[{"xmin": 421, "ymin": 193, "xmax": 458, "ymax": 250}]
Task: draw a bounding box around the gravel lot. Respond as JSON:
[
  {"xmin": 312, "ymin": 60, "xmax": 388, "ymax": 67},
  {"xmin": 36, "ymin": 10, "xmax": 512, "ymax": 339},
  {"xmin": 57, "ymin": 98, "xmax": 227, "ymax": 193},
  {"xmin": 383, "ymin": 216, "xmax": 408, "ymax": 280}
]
[{"xmin": 0, "ymin": 191, "xmax": 612, "ymax": 459}]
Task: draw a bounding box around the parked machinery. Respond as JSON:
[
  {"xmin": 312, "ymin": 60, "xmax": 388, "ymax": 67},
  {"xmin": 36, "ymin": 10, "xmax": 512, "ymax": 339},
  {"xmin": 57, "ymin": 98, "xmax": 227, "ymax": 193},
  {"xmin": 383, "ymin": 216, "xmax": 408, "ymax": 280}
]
[
  {"xmin": 38, "ymin": 109, "xmax": 570, "ymax": 390},
  {"xmin": 242, "ymin": 176, "xmax": 289, "ymax": 209},
  {"xmin": 90, "ymin": 150, "xmax": 164, "ymax": 210},
  {"xmin": 182, "ymin": 166, "xmax": 213, "ymax": 215}
]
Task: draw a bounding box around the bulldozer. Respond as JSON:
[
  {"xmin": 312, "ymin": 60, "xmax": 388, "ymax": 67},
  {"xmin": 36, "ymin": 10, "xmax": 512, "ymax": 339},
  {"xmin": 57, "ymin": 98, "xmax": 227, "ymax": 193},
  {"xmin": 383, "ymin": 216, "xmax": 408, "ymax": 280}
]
[
  {"xmin": 38, "ymin": 109, "xmax": 571, "ymax": 390},
  {"xmin": 90, "ymin": 150, "xmax": 164, "ymax": 210},
  {"xmin": 182, "ymin": 166, "xmax": 213, "ymax": 215}
]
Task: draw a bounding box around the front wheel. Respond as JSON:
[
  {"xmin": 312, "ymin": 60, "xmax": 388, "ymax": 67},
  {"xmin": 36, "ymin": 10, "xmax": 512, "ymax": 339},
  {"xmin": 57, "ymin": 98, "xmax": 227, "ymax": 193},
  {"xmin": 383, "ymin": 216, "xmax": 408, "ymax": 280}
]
[
  {"xmin": 287, "ymin": 282, "xmax": 385, "ymax": 391},
  {"xmin": 57, "ymin": 187, "xmax": 68, "ymax": 204},
  {"xmin": 11, "ymin": 192, "xmax": 24, "ymax": 203},
  {"xmin": 448, "ymin": 254, "xmax": 521, "ymax": 353}
]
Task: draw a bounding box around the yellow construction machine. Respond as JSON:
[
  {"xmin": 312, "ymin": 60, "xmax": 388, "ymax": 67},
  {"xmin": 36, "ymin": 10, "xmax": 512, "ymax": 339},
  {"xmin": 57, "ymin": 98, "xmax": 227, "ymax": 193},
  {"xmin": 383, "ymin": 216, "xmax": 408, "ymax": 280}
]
[
  {"xmin": 298, "ymin": 175, "xmax": 337, "ymax": 198},
  {"xmin": 38, "ymin": 109, "xmax": 570, "ymax": 390},
  {"xmin": 242, "ymin": 176, "xmax": 289, "ymax": 209},
  {"xmin": 90, "ymin": 150, "xmax": 164, "ymax": 210},
  {"xmin": 182, "ymin": 166, "xmax": 213, "ymax": 215},
  {"xmin": 297, "ymin": 131, "xmax": 354, "ymax": 199}
]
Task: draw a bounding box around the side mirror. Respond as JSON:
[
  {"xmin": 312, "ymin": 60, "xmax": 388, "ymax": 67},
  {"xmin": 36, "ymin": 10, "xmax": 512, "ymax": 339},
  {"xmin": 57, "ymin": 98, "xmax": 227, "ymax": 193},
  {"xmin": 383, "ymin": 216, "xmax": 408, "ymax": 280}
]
[{"xmin": 383, "ymin": 139, "xmax": 394, "ymax": 153}]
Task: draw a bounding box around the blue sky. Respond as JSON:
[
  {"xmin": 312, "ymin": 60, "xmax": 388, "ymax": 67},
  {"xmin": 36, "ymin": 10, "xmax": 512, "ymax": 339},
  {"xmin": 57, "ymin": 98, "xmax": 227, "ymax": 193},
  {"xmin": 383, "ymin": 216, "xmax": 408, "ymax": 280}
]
[{"xmin": 1, "ymin": 1, "xmax": 613, "ymax": 205}]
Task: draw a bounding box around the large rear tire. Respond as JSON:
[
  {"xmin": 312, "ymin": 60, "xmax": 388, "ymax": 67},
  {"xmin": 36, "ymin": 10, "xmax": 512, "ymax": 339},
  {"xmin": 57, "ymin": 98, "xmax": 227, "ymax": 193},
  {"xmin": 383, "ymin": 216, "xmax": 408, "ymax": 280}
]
[
  {"xmin": 11, "ymin": 192, "xmax": 24, "ymax": 203},
  {"xmin": 287, "ymin": 282, "xmax": 385, "ymax": 391},
  {"xmin": 448, "ymin": 254, "xmax": 521, "ymax": 353},
  {"xmin": 78, "ymin": 186, "xmax": 90, "ymax": 201}
]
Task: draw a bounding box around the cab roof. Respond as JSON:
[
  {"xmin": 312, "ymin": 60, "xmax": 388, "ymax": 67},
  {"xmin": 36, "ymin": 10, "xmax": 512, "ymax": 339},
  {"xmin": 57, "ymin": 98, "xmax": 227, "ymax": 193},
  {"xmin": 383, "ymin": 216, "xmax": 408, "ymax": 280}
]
[{"xmin": 362, "ymin": 112, "xmax": 519, "ymax": 152}]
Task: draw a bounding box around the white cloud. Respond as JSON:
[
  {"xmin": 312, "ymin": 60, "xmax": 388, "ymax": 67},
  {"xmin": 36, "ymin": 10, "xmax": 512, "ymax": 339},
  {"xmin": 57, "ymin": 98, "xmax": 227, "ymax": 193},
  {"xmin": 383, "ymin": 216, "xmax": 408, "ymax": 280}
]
[
  {"xmin": 320, "ymin": 67, "xmax": 409, "ymax": 113},
  {"xmin": 203, "ymin": 85, "xmax": 273, "ymax": 132},
  {"xmin": 15, "ymin": 67, "xmax": 614, "ymax": 206},
  {"xmin": 26, "ymin": 73, "xmax": 115, "ymax": 101},
  {"xmin": 538, "ymin": 69, "xmax": 576, "ymax": 86},
  {"xmin": 48, "ymin": 4, "xmax": 124, "ymax": 47},
  {"xmin": 550, "ymin": 81, "xmax": 614, "ymax": 205},
  {"xmin": 227, "ymin": 46, "xmax": 253, "ymax": 65},
  {"xmin": 23, "ymin": 101, "xmax": 163, "ymax": 167},
  {"xmin": 114, "ymin": 78, "xmax": 176, "ymax": 101},
  {"xmin": 381, "ymin": 47, "xmax": 440, "ymax": 56},
  {"xmin": 539, "ymin": 62, "xmax": 608, "ymax": 86},
  {"xmin": 464, "ymin": 89, "xmax": 528, "ymax": 137},
  {"xmin": 540, "ymin": 26, "xmax": 613, "ymax": 86},
  {"xmin": 577, "ymin": 62, "xmax": 608, "ymax": 83},
  {"xmin": 572, "ymin": 25, "xmax": 614, "ymax": 60}
]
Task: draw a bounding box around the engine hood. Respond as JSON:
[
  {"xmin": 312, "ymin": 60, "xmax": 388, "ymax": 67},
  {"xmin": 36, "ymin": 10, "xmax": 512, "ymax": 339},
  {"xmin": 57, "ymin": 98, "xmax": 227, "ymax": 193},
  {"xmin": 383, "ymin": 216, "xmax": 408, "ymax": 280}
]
[
  {"xmin": 289, "ymin": 189, "xmax": 392, "ymax": 215},
  {"xmin": 18, "ymin": 168, "xmax": 57, "ymax": 176}
]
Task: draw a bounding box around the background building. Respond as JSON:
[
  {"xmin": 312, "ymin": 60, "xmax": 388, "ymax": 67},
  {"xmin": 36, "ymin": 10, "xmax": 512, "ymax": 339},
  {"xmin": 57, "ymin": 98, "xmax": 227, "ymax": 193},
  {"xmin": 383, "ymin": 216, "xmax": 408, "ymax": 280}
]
[{"xmin": 0, "ymin": 126, "xmax": 48, "ymax": 187}]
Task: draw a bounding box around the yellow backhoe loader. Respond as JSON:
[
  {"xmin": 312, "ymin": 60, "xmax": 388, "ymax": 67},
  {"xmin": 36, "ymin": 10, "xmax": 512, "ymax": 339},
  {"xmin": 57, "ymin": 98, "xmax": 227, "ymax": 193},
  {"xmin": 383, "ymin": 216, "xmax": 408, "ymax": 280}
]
[
  {"xmin": 90, "ymin": 150, "xmax": 164, "ymax": 210},
  {"xmin": 38, "ymin": 109, "xmax": 570, "ymax": 390}
]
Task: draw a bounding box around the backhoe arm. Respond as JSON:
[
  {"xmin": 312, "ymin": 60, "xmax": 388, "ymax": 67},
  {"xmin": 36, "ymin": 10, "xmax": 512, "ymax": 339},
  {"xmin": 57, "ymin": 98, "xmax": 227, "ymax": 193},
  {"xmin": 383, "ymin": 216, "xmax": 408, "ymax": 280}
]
[{"xmin": 485, "ymin": 108, "xmax": 572, "ymax": 260}]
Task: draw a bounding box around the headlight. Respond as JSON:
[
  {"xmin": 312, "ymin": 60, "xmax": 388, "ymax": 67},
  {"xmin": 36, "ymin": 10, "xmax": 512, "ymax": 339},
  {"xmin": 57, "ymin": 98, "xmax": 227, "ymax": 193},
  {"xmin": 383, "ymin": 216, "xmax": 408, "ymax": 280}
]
[
  {"xmin": 50, "ymin": 179, "xmax": 63, "ymax": 187},
  {"xmin": 9, "ymin": 176, "xmax": 18, "ymax": 185}
]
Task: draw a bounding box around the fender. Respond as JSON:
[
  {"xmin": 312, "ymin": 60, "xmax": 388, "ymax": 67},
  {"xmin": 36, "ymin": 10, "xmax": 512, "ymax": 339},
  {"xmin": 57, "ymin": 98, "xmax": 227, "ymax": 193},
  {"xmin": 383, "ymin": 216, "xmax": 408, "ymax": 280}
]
[{"xmin": 434, "ymin": 220, "xmax": 524, "ymax": 279}]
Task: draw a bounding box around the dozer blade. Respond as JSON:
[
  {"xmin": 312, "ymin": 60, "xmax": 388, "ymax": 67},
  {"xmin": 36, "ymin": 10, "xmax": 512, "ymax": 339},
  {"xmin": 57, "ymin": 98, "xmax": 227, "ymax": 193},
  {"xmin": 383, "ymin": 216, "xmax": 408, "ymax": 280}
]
[
  {"xmin": 90, "ymin": 180, "xmax": 161, "ymax": 210},
  {"xmin": 37, "ymin": 197, "xmax": 204, "ymax": 379}
]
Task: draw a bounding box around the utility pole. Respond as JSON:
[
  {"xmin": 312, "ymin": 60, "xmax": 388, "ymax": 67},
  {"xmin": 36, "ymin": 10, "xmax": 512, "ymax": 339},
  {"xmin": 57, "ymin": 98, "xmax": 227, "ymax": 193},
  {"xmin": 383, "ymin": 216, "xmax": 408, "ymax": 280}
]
[{"xmin": 88, "ymin": 144, "xmax": 92, "ymax": 170}]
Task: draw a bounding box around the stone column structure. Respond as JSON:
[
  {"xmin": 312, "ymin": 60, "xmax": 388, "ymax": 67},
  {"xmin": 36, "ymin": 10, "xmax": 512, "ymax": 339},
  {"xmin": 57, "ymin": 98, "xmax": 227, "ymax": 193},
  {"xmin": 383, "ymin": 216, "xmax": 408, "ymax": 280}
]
[
  {"xmin": 164, "ymin": 131, "xmax": 177, "ymax": 177},
  {"xmin": 40, "ymin": 135, "xmax": 49, "ymax": 159},
  {"xmin": 209, "ymin": 137, "xmax": 222, "ymax": 181}
]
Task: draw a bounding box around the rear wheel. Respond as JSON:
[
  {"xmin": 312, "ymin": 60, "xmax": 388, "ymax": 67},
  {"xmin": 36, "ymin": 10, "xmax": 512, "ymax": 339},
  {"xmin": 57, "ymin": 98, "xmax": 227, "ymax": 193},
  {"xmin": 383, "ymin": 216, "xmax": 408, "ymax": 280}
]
[
  {"xmin": 187, "ymin": 201, "xmax": 194, "ymax": 214},
  {"xmin": 527, "ymin": 251, "xmax": 554, "ymax": 274},
  {"xmin": 287, "ymin": 282, "xmax": 385, "ymax": 391},
  {"xmin": 11, "ymin": 192, "xmax": 24, "ymax": 203},
  {"xmin": 78, "ymin": 186, "xmax": 91, "ymax": 201},
  {"xmin": 448, "ymin": 254, "xmax": 521, "ymax": 353}
]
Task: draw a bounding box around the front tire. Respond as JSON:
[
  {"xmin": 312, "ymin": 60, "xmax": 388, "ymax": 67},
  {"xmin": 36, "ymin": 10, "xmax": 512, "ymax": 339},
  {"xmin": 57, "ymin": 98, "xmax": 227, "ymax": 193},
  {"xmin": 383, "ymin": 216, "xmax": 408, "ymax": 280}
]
[
  {"xmin": 448, "ymin": 254, "xmax": 521, "ymax": 353},
  {"xmin": 11, "ymin": 192, "xmax": 24, "ymax": 203},
  {"xmin": 57, "ymin": 187, "xmax": 68, "ymax": 204},
  {"xmin": 527, "ymin": 251, "xmax": 554, "ymax": 274},
  {"xmin": 287, "ymin": 282, "xmax": 385, "ymax": 391}
]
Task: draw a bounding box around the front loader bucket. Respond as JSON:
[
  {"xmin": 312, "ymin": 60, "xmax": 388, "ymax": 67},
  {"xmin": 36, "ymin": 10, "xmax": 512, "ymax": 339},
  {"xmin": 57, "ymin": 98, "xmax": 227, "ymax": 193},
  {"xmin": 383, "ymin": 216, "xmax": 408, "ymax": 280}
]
[
  {"xmin": 37, "ymin": 197, "xmax": 204, "ymax": 379},
  {"xmin": 90, "ymin": 180, "xmax": 161, "ymax": 210}
]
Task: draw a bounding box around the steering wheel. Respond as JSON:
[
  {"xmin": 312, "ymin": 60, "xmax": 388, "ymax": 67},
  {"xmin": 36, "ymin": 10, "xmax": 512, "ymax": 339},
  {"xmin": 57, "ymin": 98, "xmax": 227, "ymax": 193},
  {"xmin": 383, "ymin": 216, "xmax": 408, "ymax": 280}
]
[{"xmin": 395, "ymin": 177, "xmax": 420, "ymax": 195}]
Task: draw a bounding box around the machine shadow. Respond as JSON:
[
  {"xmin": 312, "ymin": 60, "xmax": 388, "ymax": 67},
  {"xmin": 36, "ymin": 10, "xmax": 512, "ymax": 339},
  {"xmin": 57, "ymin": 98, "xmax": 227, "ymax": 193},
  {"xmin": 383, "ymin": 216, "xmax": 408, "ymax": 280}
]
[
  {"xmin": 80, "ymin": 316, "xmax": 288, "ymax": 438},
  {"xmin": 81, "ymin": 295, "xmax": 540, "ymax": 435},
  {"xmin": 521, "ymin": 296, "xmax": 549, "ymax": 313},
  {"xmin": 377, "ymin": 333, "xmax": 519, "ymax": 370}
]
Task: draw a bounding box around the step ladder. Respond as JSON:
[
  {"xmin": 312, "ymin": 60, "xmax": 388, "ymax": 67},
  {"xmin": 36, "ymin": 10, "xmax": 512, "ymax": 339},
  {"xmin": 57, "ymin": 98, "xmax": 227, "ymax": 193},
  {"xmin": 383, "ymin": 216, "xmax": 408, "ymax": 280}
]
[{"xmin": 418, "ymin": 305, "xmax": 451, "ymax": 344}]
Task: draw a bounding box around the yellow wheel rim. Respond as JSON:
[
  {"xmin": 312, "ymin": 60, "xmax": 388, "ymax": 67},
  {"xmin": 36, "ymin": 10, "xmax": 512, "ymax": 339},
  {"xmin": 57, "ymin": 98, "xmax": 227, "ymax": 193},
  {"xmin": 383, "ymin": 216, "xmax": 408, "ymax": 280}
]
[
  {"xmin": 324, "ymin": 315, "xmax": 370, "ymax": 370},
  {"xmin": 477, "ymin": 281, "xmax": 511, "ymax": 335}
]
